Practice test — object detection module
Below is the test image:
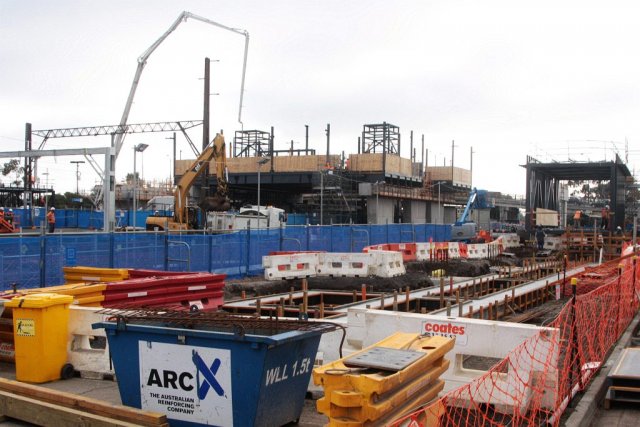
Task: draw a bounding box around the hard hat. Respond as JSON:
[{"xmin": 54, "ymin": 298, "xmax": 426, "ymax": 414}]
[
  {"xmin": 606, "ymin": 205, "xmax": 610, "ymax": 209},
  {"xmin": 617, "ymin": 226, "xmax": 622, "ymax": 230},
  {"xmin": 0, "ymin": 207, "xmax": 3, "ymax": 211},
  {"xmin": 50, "ymin": 207, "xmax": 55, "ymax": 210},
  {"xmin": 8, "ymin": 209, "xmax": 12, "ymax": 212}
]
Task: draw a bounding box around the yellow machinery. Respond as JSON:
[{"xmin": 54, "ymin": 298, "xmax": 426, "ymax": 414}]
[
  {"xmin": 313, "ymin": 332, "xmax": 453, "ymax": 426},
  {"xmin": 146, "ymin": 132, "xmax": 231, "ymax": 231}
]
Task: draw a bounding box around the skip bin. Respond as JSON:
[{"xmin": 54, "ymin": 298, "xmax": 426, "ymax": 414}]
[
  {"xmin": 6, "ymin": 293, "xmax": 74, "ymax": 383},
  {"xmin": 93, "ymin": 309, "xmax": 336, "ymax": 427}
]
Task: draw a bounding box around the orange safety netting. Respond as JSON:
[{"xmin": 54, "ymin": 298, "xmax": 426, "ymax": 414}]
[{"xmin": 391, "ymin": 251, "xmax": 640, "ymax": 427}]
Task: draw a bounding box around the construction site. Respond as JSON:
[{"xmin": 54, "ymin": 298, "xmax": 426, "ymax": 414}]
[{"xmin": 1, "ymin": 8, "xmax": 640, "ymax": 427}]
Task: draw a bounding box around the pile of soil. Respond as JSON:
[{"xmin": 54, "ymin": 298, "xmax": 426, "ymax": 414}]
[
  {"xmin": 225, "ymin": 272, "xmax": 433, "ymax": 299},
  {"xmin": 405, "ymin": 259, "xmax": 491, "ymax": 277}
]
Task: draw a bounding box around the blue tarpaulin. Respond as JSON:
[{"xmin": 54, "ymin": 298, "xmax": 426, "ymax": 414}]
[{"xmin": 0, "ymin": 223, "xmax": 451, "ymax": 291}]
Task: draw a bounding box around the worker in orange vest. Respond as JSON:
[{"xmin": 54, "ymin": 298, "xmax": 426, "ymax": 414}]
[
  {"xmin": 573, "ymin": 210, "xmax": 582, "ymax": 228},
  {"xmin": 46, "ymin": 207, "xmax": 56, "ymax": 233}
]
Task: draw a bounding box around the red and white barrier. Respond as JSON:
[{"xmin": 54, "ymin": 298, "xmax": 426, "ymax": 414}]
[
  {"xmin": 448, "ymin": 242, "xmax": 461, "ymax": 259},
  {"xmin": 316, "ymin": 252, "xmax": 372, "ymax": 277},
  {"xmin": 263, "ymin": 252, "xmax": 319, "ymax": 280},
  {"xmin": 494, "ymin": 233, "xmax": 520, "ymax": 248},
  {"xmin": 467, "ymin": 243, "xmax": 489, "ymax": 259},
  {"xmin": 368, "ymin": 250, "xmax": 406, "ymax": 278},
  {"xmin": 102, "ymin": 273, "xmax": 225, "ymax": 310},
  {"xmin": 415, "ymin": 242, "xmax": 432, "ymax": 261}
]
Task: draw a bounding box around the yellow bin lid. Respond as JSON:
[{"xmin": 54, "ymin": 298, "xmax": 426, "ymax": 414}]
[{"xmin": 6, "ymin": 293, "xmax": 74, "ymax": 308}]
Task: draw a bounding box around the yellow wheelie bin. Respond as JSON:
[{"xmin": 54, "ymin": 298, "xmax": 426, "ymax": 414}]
[{"xmin": 6, "ymin": 293, "xmax": 74, "ymax": 383}]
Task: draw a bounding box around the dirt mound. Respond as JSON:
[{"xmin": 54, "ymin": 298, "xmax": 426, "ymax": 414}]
[
  {"xmin": 405, "ymin": 259, "xmax": 491, "ymax": 277},
  {"xmin": 225, "ymin": 272, "xmax": 432, "ymax": 299}
]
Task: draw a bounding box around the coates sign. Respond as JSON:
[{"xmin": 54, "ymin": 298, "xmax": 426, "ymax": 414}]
[
  {"xmin": 421, "ymin": 320, "xmax": 468, "ymax": 346},
  {"xmin": 139, "ymin": 342, "xmax": 232, "ymax": 426}
]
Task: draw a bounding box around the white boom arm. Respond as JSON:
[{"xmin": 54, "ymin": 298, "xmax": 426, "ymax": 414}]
[{"xmin": 113, "ymin": 11, "xmax": 250, "ymax": 157}]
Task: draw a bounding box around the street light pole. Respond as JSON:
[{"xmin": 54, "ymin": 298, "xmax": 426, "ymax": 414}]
[
  {"xmin": 375, "ymin": 181, "xmax": 381, "ymax": 224},
  {"xmin": 257, "ymin": 157, "xmax": 271, "ymax": 214},
  {"xmin": 70, "ymin": 161, "xmax": 85, "ymax": 195},
  {"xmin": 438, "ymin": 182, "xmax": 441, "ymax": 224},
  {"xmin": 320, "ymin": 170, "xmax": 324, "ymax": 226},
  {"xmin": 132, "ymin": 143, "xmax": 149, "ymax": 230}
]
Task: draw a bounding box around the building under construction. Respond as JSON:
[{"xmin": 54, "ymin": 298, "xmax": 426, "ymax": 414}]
[{"xmin": 175, "ymin": 122, "xmax": 489, "ymax": 226}]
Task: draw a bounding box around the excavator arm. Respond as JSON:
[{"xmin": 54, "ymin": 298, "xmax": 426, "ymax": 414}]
[{"xmin": 174, "ymin": 133, "xmax": 229, "ymax": 225}]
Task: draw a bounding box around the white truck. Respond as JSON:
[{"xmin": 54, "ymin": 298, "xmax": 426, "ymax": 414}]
[{"xmin": 206, "ymin": 205, "xmax": 286, "ymax": 232}]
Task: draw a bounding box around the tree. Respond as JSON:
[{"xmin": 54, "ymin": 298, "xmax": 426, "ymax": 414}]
[
  {"xmin": 1, "ymin": 159, "xmax": 24, "ymax": 186},
  {"xmin": 125, "ymin": 172, "xmax": 140, "ymax": 184}
]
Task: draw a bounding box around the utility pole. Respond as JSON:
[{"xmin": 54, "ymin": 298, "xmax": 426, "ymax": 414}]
[
  {"xmin": 70, "ymin": 161, "xmax": 85, "ymax": 194},
  {"xmin": 166, "ymin": 132, "xmax": 176, "ymax": 185}
]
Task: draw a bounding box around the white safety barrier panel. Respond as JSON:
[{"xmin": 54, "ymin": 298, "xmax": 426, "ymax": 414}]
[
  {"xmin": 263, "ymin": 252, "xmax": 319, "ymax": 280},
  {"xmin": 316, "ymin": 252, "xmax": 372, "ymax": 277},
  {"xmin": 342, "ymin": 309, "xmax": 559, "ymax": 410},
  {"xmin": 495, "ymin": 233, "xmax": 520, "ymax": 248},
  {"xmin": 489, "ymin": 237, "xmax": 504, "ymax": 255},
  {"xmin": 467, "ymin": 243, "xmax": 489, "ymax": 259},
  {"xmin": 415, "ymin": 242, "xmax": 432, "ymax": 261},
  {"xmin": 448, "ymin": 242, "xmax": 461, "ymax": 259},
  {"xmin": 368, "ymin": 250, "xmax": 406, "ymax": 278},
  {"xmin": 68, "ymin": 306, "xmax": 113, "ymax": 378},
  {"xmin": 544, "ymin": 236, "xmax": 563, "ymax": 251}
]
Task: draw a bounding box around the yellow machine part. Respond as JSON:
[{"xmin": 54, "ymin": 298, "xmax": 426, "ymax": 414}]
[
  {"xmin": 63, "ymin": 266, "xmax": 129, "ymax": 283},
  {"xmin": 319, "ymin": 357, "xmax": 448, "ymax": 410},
  {"xmin": 313, "ymin": 333, "xmax": 454, "ymax": 396},
  {"xmin": 326, "ymin": 380, "xmax": 445, "ymax": 427},
  {"xmin": 313, "ymin": 332, "xmax": 454, "ymax": 426}
]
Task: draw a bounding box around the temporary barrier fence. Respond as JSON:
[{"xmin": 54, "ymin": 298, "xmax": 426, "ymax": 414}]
[
  {"xmin": 391, "ymin": 252, "xmax": 640, "ymax": 427},
  {"xmin": 0, "ymin": 223, "xmax": 450, "ymax": 290}
]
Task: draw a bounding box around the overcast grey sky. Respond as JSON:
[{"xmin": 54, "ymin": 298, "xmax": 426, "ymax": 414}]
[{"xmin": 1, "ymin": 0, "xmax": 639, "ymax": 196}]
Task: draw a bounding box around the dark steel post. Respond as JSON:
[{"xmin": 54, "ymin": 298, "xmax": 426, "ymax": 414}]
[
  {"xmin": 39, "ymin": 227, "xmax": 46, "ymax": 287},
  {"xmin": 245, "ymin": 224, "xmax": 251, "ymax": 275}
]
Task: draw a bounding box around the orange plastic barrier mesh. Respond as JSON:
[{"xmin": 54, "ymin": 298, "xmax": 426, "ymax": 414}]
[{"xmin": 391, "ymin": 253, "xmax": 640, "ymax": 427}]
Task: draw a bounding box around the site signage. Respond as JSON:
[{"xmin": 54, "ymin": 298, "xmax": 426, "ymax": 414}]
[
  {"xmin": 421, "ymin": 320, "xmax": 468, "ymax": 346},
  {"xmin": 139, "ymin": 341, "xmax": 233, "ymax": 425}
]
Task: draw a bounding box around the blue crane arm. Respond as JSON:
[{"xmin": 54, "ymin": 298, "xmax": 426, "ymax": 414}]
[{"xmin": 455, "ymin": 188, "xmax": 478, "ymax": 225}]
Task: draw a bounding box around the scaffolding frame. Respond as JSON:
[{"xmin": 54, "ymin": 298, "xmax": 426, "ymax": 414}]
[
  {"xmin": 233, "ymin": 130, "xmax": 271, "ymax": 158},
  {"xmin": 361, "ymin": 122, "xmax": 400, "ymax": 154}
]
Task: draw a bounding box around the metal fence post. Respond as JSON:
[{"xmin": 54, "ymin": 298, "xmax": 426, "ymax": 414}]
[
  {"xmin": 386, "ymin": 218, "xmax": 389, "ymax": 243},
  {"xmin": 39, "ymin": 228, "xmax": 46, "ymax": 287},
  {"xmin": 329, "ymin": 225, "xmax": 333, "ymax": 252},
  {"xmin": 163, "ymin": 227, "xmax": 169, "ymax": 271},
  {"xmin": 350, "ymin": 226, "xmax": 353, "ymax": 253},
  {"xmin": 306, "ymin": 225, "xmax": 310, "ymax": 251},
  {"xmin": 109, "ymin": 231, "xmax": 115, "ymax": 268},
  {"xmin": 245, "ymin": 225, "xmax": 251, "ymax": 276},
  {"xmin": 208, "ymin": 234, "xmax": 213, "ymax": 273}
]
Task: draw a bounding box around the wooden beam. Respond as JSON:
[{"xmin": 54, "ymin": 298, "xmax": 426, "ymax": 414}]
[
  {"xmin": 0, "ymin": 390, "xmax": 142, "ymax": 427},
  {"xmin": 0, "ymin": 378, "xmax": 168, "ymax": 426}
]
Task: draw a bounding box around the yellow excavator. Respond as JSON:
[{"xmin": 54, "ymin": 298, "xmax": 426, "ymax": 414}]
[{"xmin": 146, "ymin": 132, "xmax": 231, "ymax": 231}]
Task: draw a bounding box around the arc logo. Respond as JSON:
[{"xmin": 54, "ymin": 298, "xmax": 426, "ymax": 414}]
[
  {"xmin": 139, "ymin": 342, "xmax": 233, "ymax": 425},
  {"xmin": 192, "ymin": 350, "xmax": 225, "ymax": 399}
]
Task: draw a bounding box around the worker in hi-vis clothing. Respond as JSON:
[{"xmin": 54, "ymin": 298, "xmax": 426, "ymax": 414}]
[{"xmin": 47, "ymin": 207, "xmax": 56, "ymax": 233}]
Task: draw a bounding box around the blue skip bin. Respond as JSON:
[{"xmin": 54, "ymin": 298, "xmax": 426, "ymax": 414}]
[{"xmin": 93, "ymin": 310, "xmax": 336, "ymax": 427}]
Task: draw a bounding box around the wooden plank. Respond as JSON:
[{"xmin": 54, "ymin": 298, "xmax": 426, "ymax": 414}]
[
  {"xmin": 0, "ymin": 378, "xmax": 168, "ymax": 426},
  {"xmin": 0, "ymin": 390, "xmax": 142, "ymax": 427}
]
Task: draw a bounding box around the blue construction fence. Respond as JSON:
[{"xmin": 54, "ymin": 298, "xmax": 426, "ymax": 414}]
[
  {"xmin": 10, "ymin": 208, "xmax": 311, "ymax": 230},
  {"xmin": 0, "ymin": 223, "xmax": 451, "ymax": 291},
  {"xmin": 7, "ymin": 208, "xmax": 162, "ymax": 230}
]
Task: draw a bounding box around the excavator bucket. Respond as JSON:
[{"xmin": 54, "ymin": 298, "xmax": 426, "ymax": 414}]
[{"xmin": 199, "ymin": 195, "xmax": 231, "ymax": 212}]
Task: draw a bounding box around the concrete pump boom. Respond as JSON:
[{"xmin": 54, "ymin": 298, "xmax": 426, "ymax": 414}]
[{"xmin": 113, "ymin": 11, "xmax": 250, "ymax": 158}]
